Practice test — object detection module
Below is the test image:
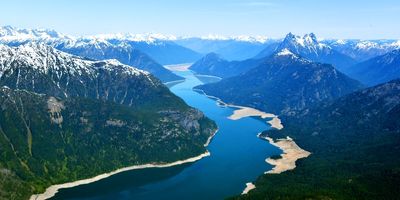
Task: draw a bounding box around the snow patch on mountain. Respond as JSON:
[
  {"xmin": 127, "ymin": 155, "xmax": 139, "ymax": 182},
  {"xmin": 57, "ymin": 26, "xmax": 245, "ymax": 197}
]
[{"xmin": 277, "ymin": 48, "xmax": 295, "ymax": 56}]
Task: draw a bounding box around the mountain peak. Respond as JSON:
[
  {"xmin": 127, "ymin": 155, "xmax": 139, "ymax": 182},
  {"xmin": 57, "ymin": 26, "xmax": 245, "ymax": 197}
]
[
  {"xmin": 204, "ymin": 52, "xmax": 223, "ymax": 60},
  {"xmin": 285, "ymin": 32, "xmax": 296, "ymax": 39},
  {"xmin": 304, "ymin": 33, "xmax": 318, "ymax": 43}
]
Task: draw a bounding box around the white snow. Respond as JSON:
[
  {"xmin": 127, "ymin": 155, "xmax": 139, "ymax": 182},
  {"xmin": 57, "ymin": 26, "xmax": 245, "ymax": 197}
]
[
  {"xmin": 277, "ymin": 48, "xmax": 295, "ymax": 56},
  {"xmin": 0, "ymin": 43, "xmax": 150, "ymax": 82}
]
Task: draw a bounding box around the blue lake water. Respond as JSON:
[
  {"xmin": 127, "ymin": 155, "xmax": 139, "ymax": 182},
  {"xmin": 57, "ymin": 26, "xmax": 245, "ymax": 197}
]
[{"xmin": 52, "ymin": 71, "xmax": 281, "ymax": 200}]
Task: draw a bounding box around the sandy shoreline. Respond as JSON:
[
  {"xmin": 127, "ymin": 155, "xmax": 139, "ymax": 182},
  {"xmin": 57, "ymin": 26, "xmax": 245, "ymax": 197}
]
[
  {"xmin": 195, "ymin": 88, "xmax": 310, "ymax": 189},
  {"xmin": 241, "ymin": 182, "xmax": 256, "ymax": 195},
  {"xmin": 260, "ymin": 135, "xmax": 311, "ymax": 174},
  {"xmin": 194, "ymin": 88, "xmax": 284, "ymax": 130},
  {"xmin": 194, "ymin": 74, "xmax": 223, "ymax": 79},
  {"xmin": 228, "ymin": 107, "xmax": 283, "ymax": 130},
  {"xmin": 163, "ymin": 79, "xmax": 185, "ymax": 85},
  {"xmin": 30, "ymin": 129, "xmax": 218, "ymax": 200},
  {"xmin": 30, "ymin": 151, "xmax": 211, "ymax": 200}
]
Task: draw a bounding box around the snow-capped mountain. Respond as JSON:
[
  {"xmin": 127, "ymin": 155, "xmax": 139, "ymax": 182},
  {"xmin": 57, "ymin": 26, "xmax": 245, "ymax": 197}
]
[
  {"xmin": 0, "ymin": 41, "xmax": 217, "ymax": 200},
  {"xmin": 0, "ymin": 42, "xmax": 171, "ymax": 106},
  {"xmin": 0, "ymin": 25, "xmax": 71, "ymax": 43},
  {"xmin": 196, "ymin": 48, "xmax": 363, "ymax": 116},
  {"xmin": 0, "ymin": 26, "xmax": 186, "ymax": 82},
  {"xmin": 255, "ymin": 33, "xmax": 357, "ymax": 71},
  {"xmin": 326, "ymin": 39, "xmax": 400, "ymax": 62}
]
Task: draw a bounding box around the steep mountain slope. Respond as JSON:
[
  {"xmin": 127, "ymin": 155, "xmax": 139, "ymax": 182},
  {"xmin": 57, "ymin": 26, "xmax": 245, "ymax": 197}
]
[
  {"xmin": 256, "ymin": 33, "xmax": 357, "ymax": 70},
  {"xmin": 189, "ymin": 53, "xmax": 262, "ymax": 78},
  {"xmin": 196, "ymin": 49, "xmax": 363, "ymax": 115},
  {"xmin": 235, "ymin": 79, "xmax": 400, "ymax": 200},
  {"xmin": 0, "ymin": 43, "xmax": 217, "ymax": 199},
  {"xmin": 327, "ymin": 39, "xmax": 400, "ymax": 62},
  {"xmin": 346, "ymin": 49, "xmax": 400, "ymax": 86}
]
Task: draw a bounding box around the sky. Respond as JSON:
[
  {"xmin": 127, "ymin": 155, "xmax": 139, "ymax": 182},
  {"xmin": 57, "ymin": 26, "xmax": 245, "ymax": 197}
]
[{"xmin": 1, "ymin": 0, "xmax": 399, "ymax": 39}]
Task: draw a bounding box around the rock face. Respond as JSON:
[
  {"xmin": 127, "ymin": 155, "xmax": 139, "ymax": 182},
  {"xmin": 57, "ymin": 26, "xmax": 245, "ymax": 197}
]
[
  {"xmin": 196, "ymin": 49, "xmax": 363, "ymax": 116},
  {"xmin": 0, "ymin": 43, "xmax": 217, "ymax": 199},
  {"xmin": 345, "ymin": 49, "xmax": 400, "ymax": 86}
]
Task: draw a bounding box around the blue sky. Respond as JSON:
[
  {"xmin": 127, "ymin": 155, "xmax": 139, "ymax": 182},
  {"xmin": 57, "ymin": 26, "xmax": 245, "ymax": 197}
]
[{"xmin": 1, "ymin": 0, "xmax": 399, "ymax": 39}]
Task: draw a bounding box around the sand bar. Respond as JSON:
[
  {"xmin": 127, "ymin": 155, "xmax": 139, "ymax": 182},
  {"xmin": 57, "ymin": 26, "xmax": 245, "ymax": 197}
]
[
  {"xmin": 194, "ymin": 89, "xmax": 284, "ymax": 130},
  {"xmin": 260, "ymin": 135, "xmax": 311, "ymax": 174},
  {"xmin": 228, "ymin": 107, "xmax": 284, "ymax": 130}
]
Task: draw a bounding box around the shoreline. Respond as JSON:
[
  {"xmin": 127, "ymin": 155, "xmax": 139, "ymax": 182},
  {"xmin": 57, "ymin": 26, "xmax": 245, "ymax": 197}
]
[
  {"xmin": 241, "ymin": 182, "xmax": 256, "ymax": 195},
  {"xmin": 163, "ymin": 79, "xmax": 185, "ymax": 85},
  {"xmin": 30, "ymin": 152, "xmax": 211, "ymax": 200},
  {"xmin": 195, "ymin": 87, "xmax": 309, "ymax": 188},
  {"xmin": 30, "ymin": 130, "xmax": 218, "ymax": 200},
  {"xmin": 259, "ymin": 134, "xmax": 311, "ymax": 174},
  {"xmin": 194, "ymin": 73, "xmax": 223, "ymax": 80},
  {"xmin": 193, "ymin": 88, "xmax": 284, "ymax": 130}
]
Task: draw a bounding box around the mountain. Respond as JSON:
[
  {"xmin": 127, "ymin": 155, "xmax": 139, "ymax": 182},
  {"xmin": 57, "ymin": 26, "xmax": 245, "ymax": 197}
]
[
  {"xmin": 256, "ymin": 33, "xmax": 357, "ymax": 71},
  {"xmin": 54, "ymin": 38, "xmax": 184, "ymax": 82},
  {"xmin": 234, "ymin": 79, "xmax": 400, "ymax": 200},
  {"xmin": 126, "ymin": 40, "xmax": 202, "ymax": 65},
  {"xmin": 326, "ymin": 39, "xmax": 400, "ymax": 62},
  {"xmin": 0, "ymin": 26, "xmax": 192, "ymax": 82},
  {"xmin": 344, "ymin": 49, "xmax": 400, "ymax": 86},
  {"xmin": 175, "ymin": 36, "xmax": 273, "ymax": 61},
  {"xmin": 196, "ymin": 49, "xmax": 363, "ymax": 116},
  {"xmin": 189, "ymin": 53, "xmax": 262, "ymax": 78},
  {"xmin": 0, "ymin": 43, "xmax": 217, "ymax": 199},
  {"xmin": 0, "ymin": 25, "xmax": 71, "ymax": 43}
]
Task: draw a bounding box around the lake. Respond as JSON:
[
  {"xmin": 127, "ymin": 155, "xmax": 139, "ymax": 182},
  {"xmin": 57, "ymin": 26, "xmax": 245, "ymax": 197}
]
[{"xmin": 52, "ymin": 70, "xmax": 281, "ymax": 200}]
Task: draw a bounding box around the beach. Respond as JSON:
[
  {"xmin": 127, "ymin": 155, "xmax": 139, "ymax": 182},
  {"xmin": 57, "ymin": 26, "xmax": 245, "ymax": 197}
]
[{"xmin": 260, "ymin": 135, "xmax": 311, "ymax": 174}]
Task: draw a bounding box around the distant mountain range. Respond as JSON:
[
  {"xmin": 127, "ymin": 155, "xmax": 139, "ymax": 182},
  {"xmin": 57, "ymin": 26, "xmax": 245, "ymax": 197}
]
[
  {"xmin": 326, "ymin": 39, "xmax": 400, "ymax": 62},
  {"xmin": 175, "ymin": 37, "xmax": 273, "ymax": 61},
  {"xmin": 0, "ymin": 43, "xmax": 216, "ymax": 199},
  {"xmin": 189, "ymin": 53, "xmax": 262, "ymax": 78},
  {"xmin": 0, "ymin": 26, "xmax": 201, "ymax": 82},
  {"xmin": 53, "ymin": 39, "xmax": 184, "ymax": 82},
  {"xmin": 196, "ymin": 49, "xmax": 363, "ymax": 116},
  {"xmin": 345, "ymin": 49, "xmax": 400, "ymax": 86},
  {"xmin": 237, "ymin": 79, "xmax": 400, "ymax": 199},
  {"xmin": 188, "ymin": 33, "xmax": 400, "ymax": 80}
]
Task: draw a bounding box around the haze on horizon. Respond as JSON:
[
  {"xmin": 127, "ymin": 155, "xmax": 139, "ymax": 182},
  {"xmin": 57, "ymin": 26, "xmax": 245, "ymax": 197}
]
[{"xmin": 1, "ymin": 0, "xmax": 399, "ymax": 39}]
